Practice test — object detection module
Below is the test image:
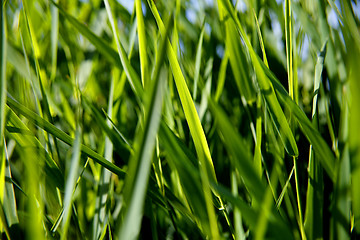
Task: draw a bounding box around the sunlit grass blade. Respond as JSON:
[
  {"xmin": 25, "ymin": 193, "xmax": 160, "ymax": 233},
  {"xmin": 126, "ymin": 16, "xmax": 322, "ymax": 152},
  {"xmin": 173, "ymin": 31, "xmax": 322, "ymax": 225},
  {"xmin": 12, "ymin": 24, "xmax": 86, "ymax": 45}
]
[
  {"xmin": 193, "ymin": 22, "xmax": 205, "ymax": 99},
  {"xmin": 285, "ymin": 0, "xmax": 294, "ymax": 100},
  {"xmin": 61, "ymin": 128, "xmax": 82, "ymax": 240},
  {"xmin": 214, "ymin": 49, "xmax": 228, "ymax": 102},
  {"xmin": 6, "ymin": 96, "xmax": 125, "ymax": 177},
  {"xmin": 253, "ymin": 10, "xmax": 267, "ymax": 178},
  {"xmin": 135, "ymin": 0, "xmax": 149, "ymax": 87},
  {"xmin": 148, "ymin": 3, "xmax": 221, "ymax": 239},
  {"xmin": 346, "ymin": 10, "xmax": 360, "ymax": 232},
  {"xmin": 0, "ymin": 0, "xmax": 7, "ymax": 209}
]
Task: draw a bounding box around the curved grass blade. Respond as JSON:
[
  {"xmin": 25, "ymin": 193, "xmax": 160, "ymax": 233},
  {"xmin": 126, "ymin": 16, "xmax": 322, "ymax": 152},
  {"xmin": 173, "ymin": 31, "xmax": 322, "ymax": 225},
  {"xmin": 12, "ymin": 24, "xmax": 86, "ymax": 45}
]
[
  {"xmin": 6, "ymin": 96, "xmax": 125, "ymax": 178},
  {"xmin": 148, "ymin": 2, "xmax": 221, "ymax": 238}
]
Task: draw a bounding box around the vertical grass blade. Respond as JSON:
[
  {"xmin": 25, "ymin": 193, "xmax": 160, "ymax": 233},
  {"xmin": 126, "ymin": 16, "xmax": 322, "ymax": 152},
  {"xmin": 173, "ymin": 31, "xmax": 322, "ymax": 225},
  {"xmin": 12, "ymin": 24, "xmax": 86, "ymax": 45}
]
[
  {"xmin": 61, "ymin": 128, "xmax": 82, "ymax": 240},
  {"xmin": 304, "ymin": 41, "xmax": 327, "ymax": 239},
  {"xmin": 193, "ymin": 23, "xmax": 205, "ymax": 99},
  {"xmin": 148, "ymin": 3, "xmax": 221, "ymax": 238},
  {"xmin": 346, "ymin": 5, "xmax": 360, "ymax": 231},
  {"xmin": 50, "ymin": 0, "xmax": 59, "ymax": 81},
  {"xmin": 285, "ymin": 0, "xmax": 294, "ymax": 100},
  {"xmin": 135, "ymin": 0, "xmax": 149, "ymax": 87},
  {"xmin": 93, "ymin": 75, "xmax": 116, "ymax": 239},
  {"xmin": 2, "ymin": 141, "xmax": 19, "ymax": 232},
  {"xmin": 0, "ymin": 0, "xmax": 7, "ymax": 209}
]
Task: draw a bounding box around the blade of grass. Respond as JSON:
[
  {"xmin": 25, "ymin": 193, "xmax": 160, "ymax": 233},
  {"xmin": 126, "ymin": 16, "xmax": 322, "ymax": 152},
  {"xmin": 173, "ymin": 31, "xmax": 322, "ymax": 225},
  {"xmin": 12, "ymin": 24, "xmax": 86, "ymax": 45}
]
[
  {"xmin": 93, "ymin": 74, "xmax": 116, "ymax": 239},
  {"xmin": 284, "ymin": 1, "xmax": 305, "ymax": 238},
  {"xmin": 285, "ymin": 0, "xmax": 294, "ymax": 100},
  {"xmin": 252, "ymin": 9, "xmax": 267, "ymax": 178},
  {"xmin": 61, "ymin": 128, "xmax": 82, "ymax": 240},
  {"xmin": 6, "ymin": 96, "xmax": 125, "ymax": 178},
  {"xmin": 50, "ymin": 0, "xmax": 59, "ymax": 81},
  {"xmin": 214, "ymin": 48, "xmax": 228, "ymax": 102},
  {"xmin": 148, "ymin": 2, "xmax": 221, "ymax": 238},
  {"xmin": 2, "ymin": 141, "xmax": 19, "ymax": 231},
  {"xmin": 345, "ymin": 7, "xmax": 360, "ymax": 232},
  {"xmin": 0, "ymin": 0, "xmax": 7, "ymax": 208},
  {"xmin": 193, "ymin": 22, "xmax": 205, "ymax": 100},
  {"xmin": 304, "ymin": 41, "xmax": 327, "ymax": 239},
  {"xmin": 135, "ymin": 0, "xmax": 149, "ymax": 87}
]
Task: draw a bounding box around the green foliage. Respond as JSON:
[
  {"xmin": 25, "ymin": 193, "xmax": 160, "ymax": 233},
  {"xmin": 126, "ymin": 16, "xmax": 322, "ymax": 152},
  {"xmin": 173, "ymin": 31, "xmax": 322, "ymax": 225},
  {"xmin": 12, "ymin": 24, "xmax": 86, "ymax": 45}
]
[{"xmin": 1, "ymin": 0, "xmax": 360, "ymax": 239}]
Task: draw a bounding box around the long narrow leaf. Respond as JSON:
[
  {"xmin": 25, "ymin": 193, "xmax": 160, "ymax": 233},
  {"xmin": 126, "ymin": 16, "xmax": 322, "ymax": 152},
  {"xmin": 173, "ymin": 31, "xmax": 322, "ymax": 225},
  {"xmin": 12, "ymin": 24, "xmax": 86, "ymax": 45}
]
[{"xmin": 6, "ymin": 96, "xmax": 125, "ymax": 177}]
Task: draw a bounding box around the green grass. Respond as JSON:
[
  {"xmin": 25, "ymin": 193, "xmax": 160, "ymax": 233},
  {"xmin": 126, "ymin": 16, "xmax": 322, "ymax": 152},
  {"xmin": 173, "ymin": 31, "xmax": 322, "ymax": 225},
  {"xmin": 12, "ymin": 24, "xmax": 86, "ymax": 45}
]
[{"xmin": 1, "ymin": 0, "xmax": 360, "ymax": 239}]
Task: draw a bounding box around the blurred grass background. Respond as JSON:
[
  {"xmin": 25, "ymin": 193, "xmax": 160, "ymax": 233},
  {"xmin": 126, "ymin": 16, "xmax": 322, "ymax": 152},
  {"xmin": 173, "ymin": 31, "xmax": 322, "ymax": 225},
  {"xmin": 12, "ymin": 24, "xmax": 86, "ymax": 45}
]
[{"xmin": 1, "ymin": 0, "xmax": 360, "ymax": 239}]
